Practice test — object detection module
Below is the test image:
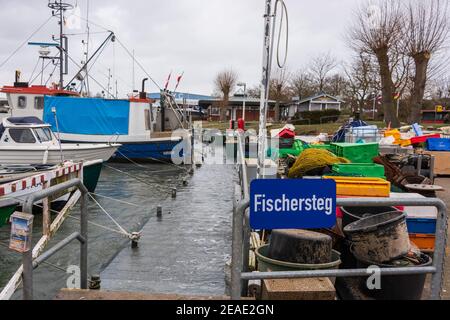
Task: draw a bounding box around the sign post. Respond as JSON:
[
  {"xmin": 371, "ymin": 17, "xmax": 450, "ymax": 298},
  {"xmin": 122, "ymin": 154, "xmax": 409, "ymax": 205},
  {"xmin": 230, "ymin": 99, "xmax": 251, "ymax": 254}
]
[{"xmin": 250, "ymin": 179, "xmax": 337, "ymax": 230}]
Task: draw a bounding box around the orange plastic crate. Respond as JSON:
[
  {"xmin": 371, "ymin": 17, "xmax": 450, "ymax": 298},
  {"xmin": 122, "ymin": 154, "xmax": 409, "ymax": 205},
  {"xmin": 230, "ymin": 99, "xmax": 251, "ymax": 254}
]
[
  {"xmin": 410, "ymin": 234, "xmax": 435, "ymax": 251},
  {"xmin": 323, "ymin": 176, "xmax": 391, "ymax": 197}
]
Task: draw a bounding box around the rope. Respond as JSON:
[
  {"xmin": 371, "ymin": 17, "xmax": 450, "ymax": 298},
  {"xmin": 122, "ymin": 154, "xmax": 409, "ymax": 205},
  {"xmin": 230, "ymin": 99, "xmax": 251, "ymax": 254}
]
[
  {"xmin": 88, "ymin": 194, "xmax": 131, "ymax": 237},
  {"xmin": 114, "ymin": 149, "xmax": 189, "ymax": 173},
  {"xmin": 0, "ymin": 15, "xmax": 54, "ymax": 70}
]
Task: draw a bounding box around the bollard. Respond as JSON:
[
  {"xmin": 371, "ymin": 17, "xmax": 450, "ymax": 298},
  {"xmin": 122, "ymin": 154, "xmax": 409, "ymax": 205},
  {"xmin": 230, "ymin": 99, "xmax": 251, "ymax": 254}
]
[
  {"xmin": 89, "ymin": 275, "xmax": 101, "ymax": 290},
  {"xmin": 183, "ymin": 179, "xmax": 188, "ymax": 186},
  {"xmin": 171, "ymin": 188, "xmax": 177, "ymax": 199},
  {"xmin": 157, "ymin": 206, "xmax": 163, "ymax": 218},
  {"xmin": 130, "ymin": 232, "xmax": 141, "ymax": 249}
]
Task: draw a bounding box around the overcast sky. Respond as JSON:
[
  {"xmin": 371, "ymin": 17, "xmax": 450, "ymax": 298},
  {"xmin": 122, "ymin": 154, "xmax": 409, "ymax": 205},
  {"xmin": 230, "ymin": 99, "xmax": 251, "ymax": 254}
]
[{"xmin": 0, "ymin": 0, "xmax": 365, "ymax": 96}]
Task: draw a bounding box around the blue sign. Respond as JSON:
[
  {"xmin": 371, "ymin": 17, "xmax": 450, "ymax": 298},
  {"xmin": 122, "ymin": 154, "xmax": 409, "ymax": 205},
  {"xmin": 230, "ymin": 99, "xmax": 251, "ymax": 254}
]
[{"xmin": 250, "ymin": 179, "xmax": 337, "ymax": 230}]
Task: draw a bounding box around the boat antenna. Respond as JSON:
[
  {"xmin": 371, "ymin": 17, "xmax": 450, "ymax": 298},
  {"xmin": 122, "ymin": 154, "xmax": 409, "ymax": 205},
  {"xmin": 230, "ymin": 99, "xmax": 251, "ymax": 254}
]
[
  {"xmin": 48, "ymin": 0, "xmax": 74, "ymax": 90},
  {"xmin": 51, "ymin": 107, "xmax": 65, "ymax": 163}
]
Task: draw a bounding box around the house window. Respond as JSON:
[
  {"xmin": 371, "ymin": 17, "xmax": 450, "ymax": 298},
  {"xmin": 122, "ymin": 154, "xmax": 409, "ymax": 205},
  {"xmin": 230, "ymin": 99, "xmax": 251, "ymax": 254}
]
[
  {"xmin": 9, "ymin": 128, "xmax": 36, "ymax": 143},
  {"xmin": 34, "ymin": 96, "xmax": 44, "ymax": 110},
  {"xmin": 18, "ymin": 96, "xmax": 27, "ymax": 109}
]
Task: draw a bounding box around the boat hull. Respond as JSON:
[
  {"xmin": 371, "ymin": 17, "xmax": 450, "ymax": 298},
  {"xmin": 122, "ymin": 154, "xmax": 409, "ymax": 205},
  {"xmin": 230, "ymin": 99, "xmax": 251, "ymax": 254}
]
[
  {"xmin": 0, "ymin": 145, "xmax": 119, "ymax": 165},
  {"xmin": 112, "ymin": 141, "xmax": 182, "ymax": 162},
  {"xmin": 58, "ymin": 132, "xmax": 189, "ymax": 162}
]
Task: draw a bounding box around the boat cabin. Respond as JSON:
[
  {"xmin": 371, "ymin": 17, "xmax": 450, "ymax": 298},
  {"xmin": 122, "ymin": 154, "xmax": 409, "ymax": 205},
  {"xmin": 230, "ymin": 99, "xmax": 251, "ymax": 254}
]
[
  {"xmin": 0, "ymin": 82, "xmax": 183, "ymax": 139},
  {"xmin": 0, "ymin": 117, "xmax": 58, "ymax": 147}
]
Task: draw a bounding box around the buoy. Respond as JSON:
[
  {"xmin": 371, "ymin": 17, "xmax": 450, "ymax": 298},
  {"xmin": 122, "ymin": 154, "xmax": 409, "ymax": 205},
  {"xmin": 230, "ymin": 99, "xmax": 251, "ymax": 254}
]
[
  {"xmin": 171, "ymin": 188, "xmax": 177, "ymax": 199},
  {"xmin": 157, "ymin": 206, "xmax": 163, "ymax": 218}
]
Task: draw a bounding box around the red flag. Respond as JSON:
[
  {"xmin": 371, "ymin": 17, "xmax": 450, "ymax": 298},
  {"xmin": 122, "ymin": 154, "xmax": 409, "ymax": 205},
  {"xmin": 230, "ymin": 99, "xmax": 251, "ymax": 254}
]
[
  {"xmin": 164, "ymin": 72, "xmax": 172, "ymax": 90},
  {"xmin": 174, "ymin": 72, "xmax": 184, "ymax": 92}
]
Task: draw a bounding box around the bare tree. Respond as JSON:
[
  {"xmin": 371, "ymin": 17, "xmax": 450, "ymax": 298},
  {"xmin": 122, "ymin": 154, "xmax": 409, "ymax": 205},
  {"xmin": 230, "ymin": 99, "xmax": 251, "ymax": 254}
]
[
  {"xmin": 310, "ymin": 53, "xmax": 337, "ymax": 92},
  {"xmin": 269, "ymin": 68, "xmax": 291, "ymax": 122},
  {"xmin": 344, "ymin": 53, "xmax": 380, "ymax": 113},
  {"xmin": 289, "ymin": 69, "xmax": 315, "ymax": 99},
  {"xmin": 214, "ymin": 69, "xmax": 238, "ymax": 122},
  {"xmin": 348, "ymin": 0, "xmax": 403, "ymax": 127},
  {"xmin": 403, "ymin": 0, "xmax": 449, "ymax": 123}
]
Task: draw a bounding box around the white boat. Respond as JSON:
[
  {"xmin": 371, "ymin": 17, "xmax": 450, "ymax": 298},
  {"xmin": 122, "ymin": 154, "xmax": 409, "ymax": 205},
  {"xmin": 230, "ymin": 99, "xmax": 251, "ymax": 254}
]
[{"xmin": 0, "ymin": 117, "xmax": 120, "ymax": 165}]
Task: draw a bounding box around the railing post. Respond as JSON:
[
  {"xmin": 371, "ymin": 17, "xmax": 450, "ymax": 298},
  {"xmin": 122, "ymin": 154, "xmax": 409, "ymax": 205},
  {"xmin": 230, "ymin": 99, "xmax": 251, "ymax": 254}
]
[
  {"xmin": 80, "ymin": 191, "xmax": 88, "ymax": 290},
  {"xmin": 22, "ymin": 250, "xmax": 33, "ymax": 301},
  {"xmin": 231, "ymin": 200, "xmax": 249, "ymax": 300},
  {"xmin": 19, "ymin": 178, "xmax": 89, "ymax": 300},
  {"xmin": 430, "ymin": 200, "xmax": 448, "ymax": 300}
]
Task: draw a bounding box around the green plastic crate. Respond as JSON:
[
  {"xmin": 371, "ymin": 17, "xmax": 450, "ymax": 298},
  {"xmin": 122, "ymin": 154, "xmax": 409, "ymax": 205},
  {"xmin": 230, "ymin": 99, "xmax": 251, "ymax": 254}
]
[
  {"xmin": 332, "ymin": 163, "xmax": 386, "ymax": 179},
  {"xmin": 308, "ymin": 144, "xmax": 333, "ymax": 153},
  {"xmin": 331, "ymin": 143, "xmax": 379, "ymax": 163},
  {"xmin": 268, "ymin": 140, "xmax": 304, "ymax": 159}
]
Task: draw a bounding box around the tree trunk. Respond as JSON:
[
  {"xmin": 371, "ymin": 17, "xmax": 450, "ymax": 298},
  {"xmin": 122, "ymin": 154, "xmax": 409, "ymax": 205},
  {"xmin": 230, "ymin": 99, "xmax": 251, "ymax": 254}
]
[
  {"xmin": 375, "ymin": 48, "xmax": 400, "ymax": 127},
  {"xmin": 274, "ymin": 101, "xmax": 281, "ymax": 122},
  {"xmin": 219, "ymin": 95, "xmax": 229, "ymax": 122},
  {"xmin": 408, "ymin": 54, "xmax": 430, "ymax": 124}
]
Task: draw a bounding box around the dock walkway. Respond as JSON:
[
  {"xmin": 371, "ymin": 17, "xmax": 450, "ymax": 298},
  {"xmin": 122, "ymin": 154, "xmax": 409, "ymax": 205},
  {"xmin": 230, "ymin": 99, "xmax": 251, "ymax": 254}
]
[{"xmin": 100, "ymin": 165, "xmax": 236, "ymax": 296}]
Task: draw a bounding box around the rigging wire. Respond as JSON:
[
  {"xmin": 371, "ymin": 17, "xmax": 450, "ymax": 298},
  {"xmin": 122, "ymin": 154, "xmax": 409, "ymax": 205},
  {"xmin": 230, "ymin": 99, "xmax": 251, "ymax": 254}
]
[
  {"xmin": 115, "ymin": 37, "xmax": 162, "ymax": 90},
  {"xmin": 32, "ymin": 60, "xmax": 52, "ymax": 85},
  {"xmin": 0, "ymin": 15, "xmax": 54, "ymax": 70},
  {"xmin": 28, "ymin": 58, "xmax": 42, "ymax": 83}
]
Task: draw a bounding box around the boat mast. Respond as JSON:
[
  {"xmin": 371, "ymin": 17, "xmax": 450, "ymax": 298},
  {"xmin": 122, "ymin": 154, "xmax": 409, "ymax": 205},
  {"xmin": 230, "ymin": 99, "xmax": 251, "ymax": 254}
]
[{"xmin": 48, "ymin": 0, "xmax": 73, "ymax": 90}]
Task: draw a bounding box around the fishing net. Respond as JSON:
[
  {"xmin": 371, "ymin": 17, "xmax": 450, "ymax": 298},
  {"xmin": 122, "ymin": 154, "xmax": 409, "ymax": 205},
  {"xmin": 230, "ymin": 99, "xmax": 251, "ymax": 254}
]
[{"xmin": 288, "ymin": 149, "xmax": 350, "ymax": 178}]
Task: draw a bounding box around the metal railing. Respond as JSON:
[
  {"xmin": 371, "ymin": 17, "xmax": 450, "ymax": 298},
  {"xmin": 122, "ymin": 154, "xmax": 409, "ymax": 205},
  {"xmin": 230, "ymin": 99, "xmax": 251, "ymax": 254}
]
[
  {"xmin": 21, "ymin": 178, "xmax": 89, "ymax": 300},
  {"xmin": 231, "ymin": 197, "xmax": 448, "ymax": 300}
]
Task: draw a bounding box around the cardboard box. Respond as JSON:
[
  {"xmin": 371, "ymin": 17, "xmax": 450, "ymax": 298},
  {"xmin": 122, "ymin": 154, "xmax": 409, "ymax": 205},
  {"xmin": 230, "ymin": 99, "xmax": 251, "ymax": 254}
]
[
  {"xmin": 261, "ymin": 278, "xmax": 336, "ymax": 300},
  {"xmin": 424, "ymin": 151, "xmax": 450, "ymax": 175}
]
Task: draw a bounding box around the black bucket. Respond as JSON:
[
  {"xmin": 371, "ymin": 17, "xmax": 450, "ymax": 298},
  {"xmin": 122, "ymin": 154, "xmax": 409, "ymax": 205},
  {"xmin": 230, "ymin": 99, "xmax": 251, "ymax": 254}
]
[
  {"xmin": 341, "ymin": 206, "xmax": 399, "ymax": 228},
  {"xmin": 344, "ymin": 211, "xmax": 410, "ymax": 263},
  {"xmin": 353, "ymin": 250, "xmax": 432, "ymax": 300}
]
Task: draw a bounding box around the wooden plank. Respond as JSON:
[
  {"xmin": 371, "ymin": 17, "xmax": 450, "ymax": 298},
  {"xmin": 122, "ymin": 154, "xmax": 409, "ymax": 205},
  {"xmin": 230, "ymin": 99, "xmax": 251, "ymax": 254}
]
[
  {"xmin": 55, "ymin": 289, "xmax": 236, "ymax": 301},
  {"xmin": 261, "ymin": 278, "xmax": 336, "ymax": 300}
]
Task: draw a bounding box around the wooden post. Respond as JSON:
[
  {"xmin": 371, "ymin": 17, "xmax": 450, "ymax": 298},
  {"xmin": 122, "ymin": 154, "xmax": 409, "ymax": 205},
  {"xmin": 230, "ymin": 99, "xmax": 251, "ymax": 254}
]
[{"xmin": 42, "ymin": 181, "xmax": 51, "ymax": 236}]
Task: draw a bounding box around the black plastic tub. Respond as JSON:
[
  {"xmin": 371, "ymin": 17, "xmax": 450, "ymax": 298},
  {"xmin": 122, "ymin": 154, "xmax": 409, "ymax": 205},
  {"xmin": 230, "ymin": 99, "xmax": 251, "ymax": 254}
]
[
  {"xmin": 341, "ymin": 206, "xmax": 399, "ymax": 228},
  {"xmin": 344, "ymin": 211, "xmax": 410, "ymax": 263},
  {"xmin": 354, "ymin": 251, "xmax": 432, "ymax": 300}
]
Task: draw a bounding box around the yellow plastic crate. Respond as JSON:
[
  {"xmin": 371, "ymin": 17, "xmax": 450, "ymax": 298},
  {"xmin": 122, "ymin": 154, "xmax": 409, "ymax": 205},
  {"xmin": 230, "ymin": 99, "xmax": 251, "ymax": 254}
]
[
  {"xmin": 324, "ymin": 176, "xmax": 391, "ymax": 197},
  {"xmin": 385, "ymin": 129, "xmax": 401, "ymax": 145}
]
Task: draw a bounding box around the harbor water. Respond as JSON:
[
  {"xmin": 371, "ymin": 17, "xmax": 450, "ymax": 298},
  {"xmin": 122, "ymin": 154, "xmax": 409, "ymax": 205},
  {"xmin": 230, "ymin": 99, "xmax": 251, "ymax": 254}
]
[{"xmin": 0, "ymin": 162, "xmax": 236, "ymax": 299}]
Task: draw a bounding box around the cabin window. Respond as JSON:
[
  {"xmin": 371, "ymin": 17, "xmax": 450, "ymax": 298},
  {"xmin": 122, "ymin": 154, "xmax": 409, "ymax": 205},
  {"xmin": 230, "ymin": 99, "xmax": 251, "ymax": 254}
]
[
  {"xmin": 9, "ymin": 128, "xmax": 36, "ymax": 143},
  {"xmin": 34, "ymin": 97, "xmax": 44, "ymax": 110},
  {"xmin": 145, "ymin": 109, "xmax": 151, "ymax": 130},
  {"xmin": 18, "ymin": 96, "xmax": 27, "ymax": 109},
  {"xmin": 34, "ymin": 127, "xmax": 53, "ymax": 142}
]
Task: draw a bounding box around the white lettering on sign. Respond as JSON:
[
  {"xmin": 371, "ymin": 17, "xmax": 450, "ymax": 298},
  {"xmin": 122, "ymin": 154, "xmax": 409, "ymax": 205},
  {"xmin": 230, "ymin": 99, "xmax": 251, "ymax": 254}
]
[{"xmin": 254, "ymin": 194, "xmax": 334, "ymax": 216}]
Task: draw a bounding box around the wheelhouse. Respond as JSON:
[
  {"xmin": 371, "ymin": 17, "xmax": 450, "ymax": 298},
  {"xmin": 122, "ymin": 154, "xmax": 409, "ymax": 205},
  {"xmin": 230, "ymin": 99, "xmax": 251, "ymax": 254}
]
[{"xmin": 0, "ymin": 117, "xmax": 56, "ymax": 145}]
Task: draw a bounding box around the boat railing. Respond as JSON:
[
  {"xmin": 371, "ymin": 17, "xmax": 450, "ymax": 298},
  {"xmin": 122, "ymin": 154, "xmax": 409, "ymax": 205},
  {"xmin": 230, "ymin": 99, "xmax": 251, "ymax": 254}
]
[{"xmin": 231, "ymin": 194, "xmax": 448, "ymax": 301}]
